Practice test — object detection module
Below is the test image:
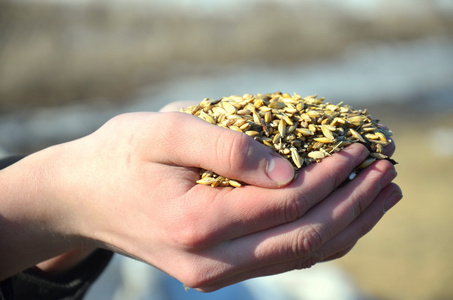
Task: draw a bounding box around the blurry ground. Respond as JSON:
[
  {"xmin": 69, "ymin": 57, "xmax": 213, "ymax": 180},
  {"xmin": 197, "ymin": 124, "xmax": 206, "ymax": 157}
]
[
  {"xmin": 335, "ymin": 108, "xmax": 453, "ymax": 300},
  {"xmin": 1, "ymin": 1, "xmax": 453, "ymax": 299},
  {"xmin": 1, "ymin": 0, "xmax": 452, "ymax": 112}
]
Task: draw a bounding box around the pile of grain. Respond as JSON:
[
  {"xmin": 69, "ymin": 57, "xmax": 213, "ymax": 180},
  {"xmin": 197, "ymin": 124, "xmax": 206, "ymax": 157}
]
[{"xmin": 182, "ymin": 92, "xmax": 394, "ymax": 187}]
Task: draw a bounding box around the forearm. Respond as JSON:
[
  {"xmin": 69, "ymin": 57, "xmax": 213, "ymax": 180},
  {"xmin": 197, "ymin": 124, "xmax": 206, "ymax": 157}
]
[{"xmin": 0, "ymin": 147, "xmax": 85, "ymax": 280}]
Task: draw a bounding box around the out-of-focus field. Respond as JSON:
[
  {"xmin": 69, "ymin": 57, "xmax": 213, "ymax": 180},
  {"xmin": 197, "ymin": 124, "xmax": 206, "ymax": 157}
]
[
  {"xmin": 1, "ymin": 1, "xmax": 452, "ymax": 112},
  {"xmin": 336, "ymin": 110, "xmax": 453, "ymax": 300}
]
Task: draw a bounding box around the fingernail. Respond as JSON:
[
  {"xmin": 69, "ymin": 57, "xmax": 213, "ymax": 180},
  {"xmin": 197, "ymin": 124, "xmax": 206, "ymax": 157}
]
[
  {"xmin": 383, "ymin": 191, "xmax": 403, "ymax": 214},
  {"xmin": 266, "ymin": 154, "xmax": 295, "ymax": 187}
]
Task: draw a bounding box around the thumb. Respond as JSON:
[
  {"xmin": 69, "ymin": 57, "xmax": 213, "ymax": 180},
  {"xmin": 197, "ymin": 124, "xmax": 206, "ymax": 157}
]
[{"xmin": 151, "ymin": 112, "xmax": 295, "ymax": 188}]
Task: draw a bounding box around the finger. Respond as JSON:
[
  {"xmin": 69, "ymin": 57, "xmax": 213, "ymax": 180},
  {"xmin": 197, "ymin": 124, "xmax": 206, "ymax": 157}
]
[
  {"xmin": 195, "ymin": 244, "xmax": 355, "ymax": 292},
  {"xmin": 190, "ymin": 162, "xmax": 398, "ymax": 291},
  {"xmin": 316, "ymin": 182, "xmax": 402, "ymax": 260},
  {"xmin": 323, "ymin": 245, "xmax": 355, "ymax": 261},
  {"xmin": 149, "ymin": 112, "xmax": 295, "ymax": 188},
  {"xmin": 383, "ymin": 137, "xmax": 396, "ymax": 158},
  {"xmin": 225, "ymin": 160, "xmax": 396, "ymax": 269},
  {"xmin": 197, "ymin": 243, "xmax": 355, "ymax": 292},
  {"xmin": 378, "ymin": 123, "xmax": 396, "ymax": 157},
  {"xmin": 177, "ymin": 143, "xmax": 370, "ymax": 247}
]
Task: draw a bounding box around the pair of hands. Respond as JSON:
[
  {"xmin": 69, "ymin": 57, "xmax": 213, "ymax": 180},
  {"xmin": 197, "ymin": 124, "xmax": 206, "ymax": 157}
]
[{"xmin": 0, "ymin": 101, "xmax": 401, "ymax": 291}]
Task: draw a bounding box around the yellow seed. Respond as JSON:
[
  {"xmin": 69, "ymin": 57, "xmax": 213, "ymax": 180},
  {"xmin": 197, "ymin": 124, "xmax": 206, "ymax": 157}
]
[
  {"xmin": 314, "ymin": 137, "xmax": 335, "ymax": 143},
  {"xmin": 228, "ymin": 180, "xmax": 242, "ymax": 187},
  {"xmin": 325, "ymin": 104, "xmax": 339, "ymax": 111},
  {"xmin": 358, "ymin": 157, "xmax": 377, "ymax": 169},
  {"xmin": 269, "ymin": 101, "xmax": 286, "ymax": 109},
  {"xmin": 278, "ymin": 119, "xmax": 287, "ymax": 137},
  {"xmin": 253, "ymin": 111, "xmax": 262, "ymax": 124},
  {"xmin": 347, "ymin": 116, "xmax": 366, "ymax": 126},
  {"xmin": 263, "ymin": 139, "xmax": 274, "ymax": 148},
  {"xmin": 290, "ymin": 147, "xmax": 302, "ymax": 168},
  {"xmin": 264, "ymin": 111, "xmax": 273, "ymax": 123},
  {"xmin": 279, "ymin": 114, "xmax": 293, "ymax": 126},
  {"xmin": 254, "ymin": 98, "xmax": 265, "ymax": 108},
  {"xmin": 307, "ymin": 110, "xmax": 321, "ymax": 118},
  {"xmin": 321, "ymin": 125, "xmax": 335, "ymax": 140},
  {"xmin": 301, "ymin": 113, "xmax": 312, "ymax": 122},
  {"xmin": 212, "ymin": 106, "xmax": 227, "ymax": 116},
  {"xmin": 199, "ymin": 111, "xmax": 216, "ymax": 124},
  {"xmin": 223, "ymin": 102, "xmax": 237, "ymax": 115},
  {"xmin": 237, "ymin": 109, "xmax": 251, "ymax": 115},
  {"xmin": 370, "ymin": 152, "xmax": 388, "ymax": 159},
  {"xmin": 375, "ymin": 132, "xmax": 388, "ymax": 143},
  {"xmin": 296, "ymin": 128, "xmax": 314, "ymax": 136},
  {"xmin": 308, "ymin": 150, "xmax": 326, "ymax": 160},
  {"xmin": 364, "ymin": 133, "xmax": 379, "ymax": 140},
  {"xmin": 287, "ymin": 123, "xmax": 297, "ymax": 133},
  {"xmin": 229, "ymin": 125, "xmax": 243, "ymax": 132},
  {"xmin": 245, "ymin": 130, "xmax": 260, "ymax": 137},
  {"xmin": 284, "ymin": 104, "xmax": 298, "ymax": 114},
  {"xmin": 296, "ymin": 103, "xmax": 305, "ymax": 111},
  {"xmin": 375, "ymin": 143, "xmax": 384, "ymax": 153},
  {"xmin": 239, "ymin": 123, "xmax": 251, "ymax": 131},
  {"xmin": 234, "ymin": 118, "xmax": 247, "ymax": 127},
  {"xmin": 349, "ymin": 128, "xmax": 366, "ymax": 143},
  {"xmin": 196, "ymin": 177, "xmax": 217, "ymax": 185},
  {"xmin": 200, "ymin": 170, "xmax": 214, "ymax": 178},
  {"xmin": 369, "ymin": 139, "xmax": 389, "ymax": 145},
  {"xmin": 200, "ymin": 98, "xmax": 212, "ymax": 108},
  {"xmin": 273, "ymin": 133, "xmax": 282, "ymax": 144},
  {"xmin": 331, "ymin": 117, "xmax": 346, "ymax": 126}
]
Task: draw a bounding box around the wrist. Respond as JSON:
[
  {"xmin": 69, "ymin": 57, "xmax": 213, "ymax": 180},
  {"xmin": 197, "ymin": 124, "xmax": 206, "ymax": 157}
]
[{"xmin": 0, "ymin": 146, "xmax": 88, "ymax": 279}]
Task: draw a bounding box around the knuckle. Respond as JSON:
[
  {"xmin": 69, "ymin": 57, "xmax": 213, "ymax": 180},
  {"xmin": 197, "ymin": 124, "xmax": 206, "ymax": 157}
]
[
  {"xmin": 216, "ymin": 130, "xmax": 253, "ymax": 173},
  {"xmin": 172, "ymin": 220, "xmax": 210, "ymax": 250},
  {"xmin": 152, "ymin": 112, "xmax": 188, "ymax": 150},
  {"xmin": 179, "ymin": 268, "xmax": 211, "ymax": 290},
  {"xmin": 174, "ymin": 228, "xmax": 200, "ymax": 249},
  {"xmin": 177, "ymin": 263, "xmax": 221, "ymax": 291},
  {"xmin": 353, "ymin": 195, "xmax": 367, "ymax": 219},
  {"xmin": 293, "ymin": 225, "xmax": 325, "ymax": 258},
  {"xmin": 158, "ymin": 112, "xmax": 186, "ymax": 138},
  {"xmin": 294, "ymin": 252, "xmax": 323, "ymax": 270},
  {"xmin": 348, "ymin": 190, "xmax": 370, "ymax": 220},
  {"xmin": 331, "ymin": 167, "xmax": 348, "ymax": 190},
  {"xmin": 283, "ymin": 193, "xmax": 308, "ymax": 223}
]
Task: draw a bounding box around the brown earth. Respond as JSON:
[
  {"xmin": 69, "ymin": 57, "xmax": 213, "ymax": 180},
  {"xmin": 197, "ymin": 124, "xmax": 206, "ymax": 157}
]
[{"xmin": 335, "ymin": 109, "xmax": 453, "ymax": 300}]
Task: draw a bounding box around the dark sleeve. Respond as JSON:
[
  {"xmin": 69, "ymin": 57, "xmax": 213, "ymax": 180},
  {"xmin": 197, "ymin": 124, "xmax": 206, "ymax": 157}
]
[
  {"xmin": 0, "ymin": 156, "xmax": 114, "ymax": 300},
  {"xmin": 0, "ymin": 279, "xmax": 14, "ymax": 300},
  {"xmin": 0, "ymin": 155, "xmax": 25, "ymax": 170},
  {"xmin": 11, "ymin": 249, "xmax": 113, "ymax": 300}
]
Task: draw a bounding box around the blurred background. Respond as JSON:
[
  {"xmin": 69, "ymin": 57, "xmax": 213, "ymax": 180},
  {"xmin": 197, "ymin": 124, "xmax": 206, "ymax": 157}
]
[{"xmin": 1, "ymin": 0, "xmax": 453, "ymax": 299}]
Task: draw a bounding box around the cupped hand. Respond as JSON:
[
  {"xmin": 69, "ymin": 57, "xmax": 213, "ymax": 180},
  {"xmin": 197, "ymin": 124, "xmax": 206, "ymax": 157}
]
[{"xmin": 45, "ymin": 103, "xmax": 401, "ymax": 291}]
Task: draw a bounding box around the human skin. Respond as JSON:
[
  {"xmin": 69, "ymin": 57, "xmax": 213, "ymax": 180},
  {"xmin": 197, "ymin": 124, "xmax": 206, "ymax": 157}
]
[{"xmin": 0, "ymin": 102, "xmax": 401, "ymax": 291}]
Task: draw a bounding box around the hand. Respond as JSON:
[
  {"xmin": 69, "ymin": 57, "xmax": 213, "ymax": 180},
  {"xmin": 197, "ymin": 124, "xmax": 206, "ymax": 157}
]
[{"xmin": 0, "ymin": 103, "xmax": 401, "ymax": 291}]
